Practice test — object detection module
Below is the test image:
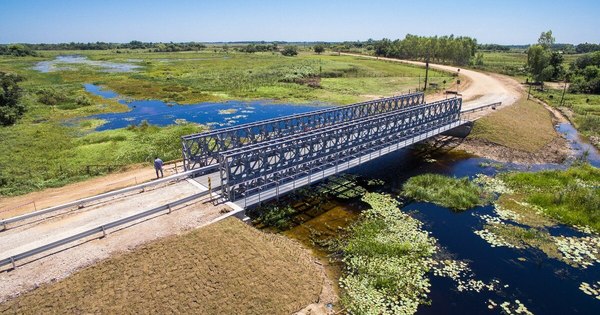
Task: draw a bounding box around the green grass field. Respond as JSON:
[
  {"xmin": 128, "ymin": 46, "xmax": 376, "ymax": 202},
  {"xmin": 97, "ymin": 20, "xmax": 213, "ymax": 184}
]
[
  {"xmin": 500, "ymin": 164, "xmax": 600, "ymax": 232},
  {"xmin": 0, "ymin": 49, "xmax": 451, "ymax": 196}
]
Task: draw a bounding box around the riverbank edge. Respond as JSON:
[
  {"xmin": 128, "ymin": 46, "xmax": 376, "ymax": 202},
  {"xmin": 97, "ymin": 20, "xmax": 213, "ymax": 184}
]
[{"xmin": 456, "ymin": 95, "xmax": 572, "ymax": 165}]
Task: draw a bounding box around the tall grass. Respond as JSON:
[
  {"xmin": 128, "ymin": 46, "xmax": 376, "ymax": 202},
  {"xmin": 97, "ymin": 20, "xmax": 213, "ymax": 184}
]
[
  {"xmin": 0, "ymin": 121, "xmax": 204, "ymax": 196},
  {"xmin": 501, "ymin": 164, "xmax": 600, "ymax": 232},
  {"xmin": 401, "ymin": 173, "xmax": 486, "ymax": 210}
]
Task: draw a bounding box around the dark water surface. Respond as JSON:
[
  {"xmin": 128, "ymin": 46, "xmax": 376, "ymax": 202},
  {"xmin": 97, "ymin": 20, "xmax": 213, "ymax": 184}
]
[
  {"xmin": 83, "ymin": 84, "xmax": 330, "ymax": 131},
  {"xmin": 342, "ymin": 144, "xmax": 600, "ymax": 314}
]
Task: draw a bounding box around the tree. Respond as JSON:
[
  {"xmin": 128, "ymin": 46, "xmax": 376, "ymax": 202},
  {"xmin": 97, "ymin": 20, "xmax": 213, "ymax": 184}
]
[
  {"xmin": 0, "ymin": 72, "xmax": 25, "ymax": 126},
  {"xmin": 314, "ymin": 44, "xmax": 325, "ymax": 54},
  {"xmin": 527, "ymin": 44, "xmax": 551, "ymax": 82},
  {"xmin": 538, "ymin": 30, "xmax": 555, "ymax": 49},
  {"xmin": 548, "ymin": 51, "xmax": 565, "ymax": 80},
  {"xmin": 281, "ymin": 46, "xmax": 298, "ymax": 56}
]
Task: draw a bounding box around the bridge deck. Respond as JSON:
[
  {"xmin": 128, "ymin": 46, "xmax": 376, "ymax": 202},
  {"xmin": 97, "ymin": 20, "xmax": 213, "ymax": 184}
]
[{"xmin": 232, "ymin": 120, "xmax": 465, "ymax": 208}]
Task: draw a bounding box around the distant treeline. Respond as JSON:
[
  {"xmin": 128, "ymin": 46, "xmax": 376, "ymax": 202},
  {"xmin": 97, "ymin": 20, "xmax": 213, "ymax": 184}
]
[
  {"xmin": 12, "ymin": 41, "xmax": 208, "ymax": 52},
  {"xmin": 478, "ymin": 44, "xmax": 510, "ymax": 51},
  {"xmin": 0, "ymin": 44, "xmax": 38, "ymax": 56},
  {"xmin": 477, "ymin": 43, "xmax": 600, "ymax": 54},
  {"xmin": 372, "ymin": 35, "xmax": 478, "ymax": 66},
  {"xmin": 3, "ymin": 39, "xmax": 599, "ymax": 58}
]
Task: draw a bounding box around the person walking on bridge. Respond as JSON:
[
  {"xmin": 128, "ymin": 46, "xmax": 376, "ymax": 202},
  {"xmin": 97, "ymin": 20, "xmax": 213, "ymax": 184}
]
[{"xmin": 154, "ymin": 157, "xmax": 164, "ymax": 179}]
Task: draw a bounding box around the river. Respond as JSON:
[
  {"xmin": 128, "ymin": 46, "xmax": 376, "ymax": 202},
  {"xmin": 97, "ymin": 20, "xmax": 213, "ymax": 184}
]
[{"xmin": 83, "ymin": 84, "xmax": 330, "ymax": 130}]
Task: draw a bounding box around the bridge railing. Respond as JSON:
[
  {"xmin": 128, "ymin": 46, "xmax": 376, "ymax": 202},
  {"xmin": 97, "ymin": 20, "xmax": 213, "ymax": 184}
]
[
  {"xmin": 181, "ymin": 92, "xmax": 425, "ymax": 170},
  {"xmin": 235, "ymin": 121, "xmax": 464, "ymax": 208},
  {"xmin": 0, "ymin": 165, "xmax": 217, "ymax": 232},
  {"xmin": 219, "ymin": 98, "xmax": 462, "ymax": 201},
  {"xmin": 0, "ymin": 191, "xmax": 210, "ymax": 271}
]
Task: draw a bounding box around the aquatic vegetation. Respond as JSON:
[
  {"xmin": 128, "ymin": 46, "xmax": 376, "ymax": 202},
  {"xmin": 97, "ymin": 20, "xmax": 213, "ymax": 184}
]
[
  {"xmin": 579, "ymin": 281, "xmax": 600, "ymax": 300},
  {"xmin": 218, "ymin": 108, "xmax": 238, "ymax": 115},
  {"xmin": 339, "ymin": 193, "xmax": 436, "ymax": 315},
  {"xmin": 500, "ymin": 164, "xmax": 600, "ymax": 233},
  {"xmin": 402, "ymin": 173, "xmax": 488, "ymax": 211},
  {"xmin": 495, "ymin": 196, "xmax": 555, "ymax": 228},
  {"xmin": 473, "ymin": 174, "xmax": 513, "ymax": 195},
  {"xmin": 251, "ymin": 204, "xmax": 297, "ymax": 230},
  {"xmin": 478, "ymin": 161, "xmax": 506, "ymax": 170},
  {"xmin": 366, "ymin": 178, "xmax": 385, "ymax": 186},
  {"xmin": 554, "ymin": 235, "xmax": 600, "ymax": 269},
  {"xmin": 473, "ymin": 205, "xmax": 600, "ymax": 268},
  {"xmin": 431, "ymin": 259, "xmax": 499, "ymax": 293},
  {"xmin": 326, "ymin": 175, "xmax": 367, "ymax": 199},
  {"xmin": 487, "ymin": 299, "xmax": 534, "ymax": 315}
]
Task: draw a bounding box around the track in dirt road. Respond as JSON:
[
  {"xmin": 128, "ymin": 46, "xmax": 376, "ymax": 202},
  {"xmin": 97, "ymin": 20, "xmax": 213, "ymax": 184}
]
[{"xmin": 341, "ymin": 53, "xmax": 522, "ymax": 109}]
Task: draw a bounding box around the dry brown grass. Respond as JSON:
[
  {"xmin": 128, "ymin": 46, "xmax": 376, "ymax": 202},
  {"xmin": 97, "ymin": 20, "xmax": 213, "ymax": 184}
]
[
  {"xmin": 0, "ymin": 218, "xmax": 322, "ymax": 314},
  {"xmin": 471, "ymin": 98, "xmax": 557, "ymax": 153}
]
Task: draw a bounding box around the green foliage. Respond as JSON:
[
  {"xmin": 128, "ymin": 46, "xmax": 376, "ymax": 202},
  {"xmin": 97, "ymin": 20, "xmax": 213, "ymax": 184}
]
[
  {"xmin": 339, "ymin": 193, "xmax": 435, "ymax": 314},
  {"xmin": 501, "ymin": 164, "xmax": 600, "ymax": 232},
  {"xmin": 527, "ymin": 44, "xmax": 552, "ymax": 82},
  {"xmin": 474, "ymin": 52, "xmax": 484, "ymax": 66},
  {"xmin": 374, "ymin": 34, "xmax": 478, "ymax": 66},
  {"xmin": 251, "ymin": 205, "xmax": 297, "ymax": 230},
  {"xmin": 313, "ymin": 44, "xmax": 325, "ymax": 54},
  {"xmin": 402, "ymin": 174, "xmax": 487, "ymax": 210},
  {"xmin": 576, "ymin": 42, "xmax": 600, "ymax": 54},
  {"xmin": 0, "ymin": 71, "xmax": 25, "ymax": 125},
  {"xmin": 569, "ymin": 51, "xmax": 600, "ymax": 94},
  {"xmin": 0, "ymin": 121, "xmax": 204, "ymax": 196},
  {"xmin": 538, "ymin": 30, "xmax": 555, "ymax": 49},
  {"xmin": 36, "ymin": 87, "xmax": 69, "ymax": 105},
  {"xmin": 531, "ymin": 87, "xmax": 600, "ymax": 139},
  {"xmin": 0, "ymin": 44, "xmax": 38, "ymax": 57},
  {"xmin": 281, "ymin": 46, "xmax": 298, "ymax": 57},
  {"xmin": 526, "ymin": 31, "xmax": 564, "ymax": 82}
]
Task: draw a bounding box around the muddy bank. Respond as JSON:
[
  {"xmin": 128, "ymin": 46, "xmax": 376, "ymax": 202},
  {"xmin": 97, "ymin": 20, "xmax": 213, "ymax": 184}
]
[{"xmin": 457, "ymin": 136, "xmax": 570, "ymax": 164}]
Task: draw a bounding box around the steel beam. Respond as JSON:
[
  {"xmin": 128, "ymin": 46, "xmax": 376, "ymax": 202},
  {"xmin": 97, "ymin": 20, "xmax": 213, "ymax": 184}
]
[
  {"xmin": 219, "ymin": 98, "xmax": 462, "ymax": 201},
  {"xmin": 181, "ymin": 92, "xmax": 425, "ymax": 170}
]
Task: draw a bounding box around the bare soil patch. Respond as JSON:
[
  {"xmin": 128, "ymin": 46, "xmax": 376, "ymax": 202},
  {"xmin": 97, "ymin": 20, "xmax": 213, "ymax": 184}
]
[{"xmin": 0, "ymin": 218, "xmax": 323, "ymax": 315}]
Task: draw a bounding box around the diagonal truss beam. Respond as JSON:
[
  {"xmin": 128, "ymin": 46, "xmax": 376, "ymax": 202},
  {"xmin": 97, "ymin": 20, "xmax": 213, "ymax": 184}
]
[
  {"xmin": 219, "ymin": 98, "xmax": 462, "ymax": 201},
  {"xmin": 181, "ymin": 92, "xmax": 425, "ymax": 170}
]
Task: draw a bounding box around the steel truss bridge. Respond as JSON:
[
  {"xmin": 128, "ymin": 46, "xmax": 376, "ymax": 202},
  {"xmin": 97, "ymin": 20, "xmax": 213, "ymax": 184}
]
[{"xmin": 181, "ymin": 92, "xmax": 468, "ymax": 208}]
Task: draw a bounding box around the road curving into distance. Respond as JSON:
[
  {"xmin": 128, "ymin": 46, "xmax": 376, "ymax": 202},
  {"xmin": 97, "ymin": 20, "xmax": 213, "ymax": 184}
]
[{"xmin": 341, "ymin": 53, "xmax": 522, "ymax": 109}]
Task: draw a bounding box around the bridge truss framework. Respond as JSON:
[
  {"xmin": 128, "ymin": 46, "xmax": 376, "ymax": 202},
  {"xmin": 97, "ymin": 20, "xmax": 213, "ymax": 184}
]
[
  {"xmin": 181, "ymin": 92, "xmax": 425, "ymax": 170},
  {"xmin": 218, "ymin": 97, "xmax": 462, "ymax": 203}
]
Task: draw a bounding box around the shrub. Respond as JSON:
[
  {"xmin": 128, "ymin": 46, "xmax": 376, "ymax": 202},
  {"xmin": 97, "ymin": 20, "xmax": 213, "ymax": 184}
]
[
  {"xmin": 281, "ymin": 46, "xmax": 298, "ymax": 57},
  {"xmin": 402, "ymin": 173, "xmax": 486, "ymax": 210}
]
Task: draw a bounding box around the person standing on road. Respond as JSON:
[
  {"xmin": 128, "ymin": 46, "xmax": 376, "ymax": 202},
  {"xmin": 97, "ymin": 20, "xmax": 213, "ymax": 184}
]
[{"xmin": 154, "ymin": 157, "xmax": 164, "ymax": 178}]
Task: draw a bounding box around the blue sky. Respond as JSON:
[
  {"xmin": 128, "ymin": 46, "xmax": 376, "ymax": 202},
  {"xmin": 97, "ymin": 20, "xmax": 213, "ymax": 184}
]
[{"xmin": 1, "ymin": 0, "xmax": 599, "ymax": 44}]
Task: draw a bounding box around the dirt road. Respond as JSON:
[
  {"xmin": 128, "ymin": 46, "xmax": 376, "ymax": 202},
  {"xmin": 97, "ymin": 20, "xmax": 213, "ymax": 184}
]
[
  {"xmin": 0, "ymin": 162, "xmax": 184, "ymax": 219},
  {"xmin": 341, "ymin": 53, "xmax": 522, "ymax": 109}
]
